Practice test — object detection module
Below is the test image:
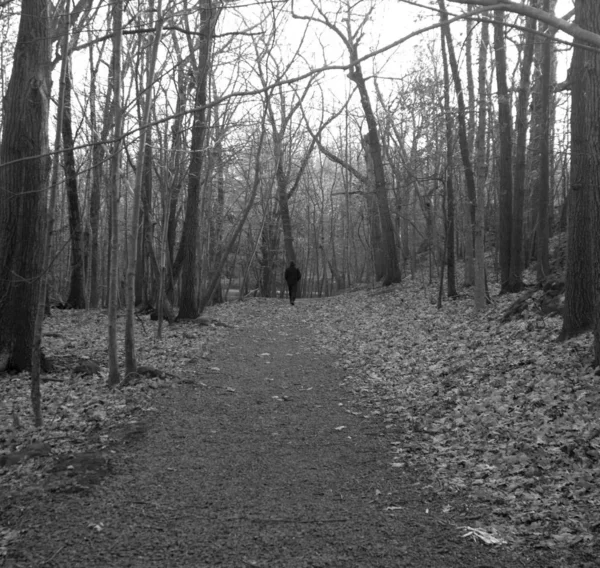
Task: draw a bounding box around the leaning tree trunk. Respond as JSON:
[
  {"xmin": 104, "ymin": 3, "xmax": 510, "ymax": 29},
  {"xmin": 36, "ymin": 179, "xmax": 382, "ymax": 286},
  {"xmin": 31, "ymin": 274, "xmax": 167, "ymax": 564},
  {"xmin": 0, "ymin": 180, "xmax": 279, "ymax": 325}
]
[
  {"xmin": 0, "ymin": 0, "xmax": 51, "ymax": 373},
  {"xmin": 350, "ymin": 61, "xmax": 400, "ymax": 285},
  {"xmin": 63, "ymin": 60, "xmax": 87, "ymax": 309}
]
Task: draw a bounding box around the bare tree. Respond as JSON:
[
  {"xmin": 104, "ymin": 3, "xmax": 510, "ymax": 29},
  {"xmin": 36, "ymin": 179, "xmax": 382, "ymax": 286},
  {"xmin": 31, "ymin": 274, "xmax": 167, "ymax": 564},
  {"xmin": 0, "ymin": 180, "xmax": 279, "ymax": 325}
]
[{"xmin": 294, "ymin": 0, "xmax": 400, "ymax": 285}]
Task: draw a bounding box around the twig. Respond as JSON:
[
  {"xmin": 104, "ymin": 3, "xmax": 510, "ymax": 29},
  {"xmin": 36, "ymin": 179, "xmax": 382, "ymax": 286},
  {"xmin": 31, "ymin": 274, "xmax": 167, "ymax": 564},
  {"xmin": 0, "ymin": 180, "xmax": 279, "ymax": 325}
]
[{"xmin": 39, "ymin": 544, "xmax": 66, "ymax": 566}]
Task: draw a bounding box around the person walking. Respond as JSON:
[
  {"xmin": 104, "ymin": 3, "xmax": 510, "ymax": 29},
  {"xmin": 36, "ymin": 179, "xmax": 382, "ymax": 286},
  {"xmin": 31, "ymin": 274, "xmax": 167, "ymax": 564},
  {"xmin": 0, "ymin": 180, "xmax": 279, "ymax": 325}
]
[{"xmin": 284, "ymin": 261, "xmax": 301, "ymax": 305}]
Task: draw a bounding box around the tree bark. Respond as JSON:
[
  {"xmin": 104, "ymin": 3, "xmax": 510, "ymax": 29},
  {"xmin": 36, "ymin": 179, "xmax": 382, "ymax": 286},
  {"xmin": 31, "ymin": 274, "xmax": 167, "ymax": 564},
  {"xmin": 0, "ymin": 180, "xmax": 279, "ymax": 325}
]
[
  {"xmin": 508, "ymin": 6, "xmax": 536, "ymax": 292},
  {"xmin": 494, "ymin": 10, "xmax": 514, "ymax": 293},
  {"xmin": 107, "ymin": 0, "xmax": 123, "ymax": 387},
  {"xmin": 578, "ymin": 0, "xmax": 600, "ymax": 364},
  {"xmin": 440, "ymin": 26, "xmax": 457, "ymax": 298},
  {"xmin": 560, "ymin": 1, "xmax": 594, "ymax": 340},
  {"xmin": 350, "ymin": 59, "xmax": 401, "ymax": 285},
  {"xmin": 62, "ymin": 60, "xmax": 86, "ymax": 309},
  {"xmin": 125, "ymin": 3, "xmax": 163, "ymax": 378},
  {"xmin": 172, "ymin": 2, "xmax": 218, "ymax": 319},
  {"xmin": 438, "ymin": 0, "xmax": 477, "ymax": 291},
  {"xmin": 536, "ymin": 0, "xmax": 553, "ymax": 282},
  {"xmin": 474, "ymin": 17, "xmax": 489, "ymax": 311},
  {"xmin": 0, "ymin": 0, "xmax": 51, "ymax": 373}
]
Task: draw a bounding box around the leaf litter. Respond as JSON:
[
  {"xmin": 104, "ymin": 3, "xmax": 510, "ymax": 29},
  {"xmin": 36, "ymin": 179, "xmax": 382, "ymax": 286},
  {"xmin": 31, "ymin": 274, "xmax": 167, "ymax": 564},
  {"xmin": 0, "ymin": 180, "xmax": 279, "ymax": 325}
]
[
  {"xmin": 1, "ymin": 284, "xmax": 598, "ymax": 558},
  {"xmin": 302, "ymin": 280, "xmax": 600, "ymax": 552}
]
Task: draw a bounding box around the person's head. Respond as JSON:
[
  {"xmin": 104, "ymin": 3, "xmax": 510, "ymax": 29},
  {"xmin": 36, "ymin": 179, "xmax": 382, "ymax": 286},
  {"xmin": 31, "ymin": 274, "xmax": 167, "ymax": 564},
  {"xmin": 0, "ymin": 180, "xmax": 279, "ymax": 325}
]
[{"xmin": 290, "ymin": 261, "xmax": 295, "ymax": 267}]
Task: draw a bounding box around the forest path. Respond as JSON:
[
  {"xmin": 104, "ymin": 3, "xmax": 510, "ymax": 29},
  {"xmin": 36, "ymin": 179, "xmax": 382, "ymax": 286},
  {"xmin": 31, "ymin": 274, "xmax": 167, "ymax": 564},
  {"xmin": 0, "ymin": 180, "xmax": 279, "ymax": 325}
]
[{"xmin": 4, "ymin": 299, "xmax": 548, "ymax": 567}]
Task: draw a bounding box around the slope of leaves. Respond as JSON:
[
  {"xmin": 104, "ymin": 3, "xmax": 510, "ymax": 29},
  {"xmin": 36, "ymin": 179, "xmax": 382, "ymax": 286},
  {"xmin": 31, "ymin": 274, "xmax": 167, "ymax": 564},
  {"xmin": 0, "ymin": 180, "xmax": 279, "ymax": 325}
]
[{"xmin": 303, "ymin": 280, "xmax": 600, "ymax": 551}]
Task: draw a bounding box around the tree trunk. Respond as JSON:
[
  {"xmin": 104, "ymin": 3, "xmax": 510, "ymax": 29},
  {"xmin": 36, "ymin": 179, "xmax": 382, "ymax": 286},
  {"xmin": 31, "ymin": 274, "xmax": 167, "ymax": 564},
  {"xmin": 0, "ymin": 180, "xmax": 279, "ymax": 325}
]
[
  {"xmin": 561, "ymin": 3, "xmax": 594, "ymax": 340},
  {"xmin": 508, "ymin": 7, "xmax": 536, "ymax": 293},
  {"xmin": 474, "ymin": 17, "xmax": 489, "ymax": 311},
  {"xmin": 88, "ymin": 40, "xmax": 109, "ymax": 309},
  {"xmin": 579, "ymin": 0, "xmax": 600, "ymax": 363},
  {"xmin": 362, "ymin": 135, "xmax": 385, "ymax": 280},
  {"xmin": 173, "ymin": 3, "xmax": 218, "ymax": 319},
  {"xmin": 0, "ymin": 0, "xmax": 51, "ymax": 373},
  {"xmin": 440, "ymin": 26, "xmax": 457, "ymax": 299},
  {"xmin": 62, "ymin": 60, "xmax": 86, "ymax": 309},
  {"xmin": 107, "ymin": 0, "xmax": 123, "ymax": 387},
  {"xmin": 438, "ymin": 0, "xmax": 477, "ymax": 291},
  {"xmin": 350, "ymin": 62, "xmax": 400, "ymax": 285},
  {"xmin": 494, "ymin": 10, "xmax": 514, "ymax": 293},
  {"xmin": 199, "ymin": 118, "xmax": 266, "ymax": 313},
  {"xmin": 536, "ymin": 0, "xmax": 553, "ymax": 282},
  {"xmin": 124, "ymin": 4, "xmax": 163, "ymax": 378}
]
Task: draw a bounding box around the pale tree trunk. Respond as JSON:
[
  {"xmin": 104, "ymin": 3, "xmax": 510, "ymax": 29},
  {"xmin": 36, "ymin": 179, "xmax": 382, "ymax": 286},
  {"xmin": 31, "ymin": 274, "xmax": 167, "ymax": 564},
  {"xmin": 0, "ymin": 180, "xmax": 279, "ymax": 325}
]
[
  {"xmin": 560, "ymin": 3, "xmax": 594, "ymax": 341},
  {"xmin": 31, "ymin": 0, "xmax": 60, "ymax": 426},
  {"xmin": 107, "ymin": 0, "xmax": 123, "ymax": 387},
  {"xmin": 494, "ymin": 10, "xmax": 514, "ymax": 292},
  {"xmin": 508, "ymin": 7, "xmax": 536, "ymax": 292},
  {"xmin": 474, "ymin": 17, "xmax": 489, "ymax": 312},
  {"xmin": 0, "ymin": 0, "xmax": 51, "ymax": 377},
  {"xmin": 124, "ymin": 2, "xmax": 163, "ymax": 378}
]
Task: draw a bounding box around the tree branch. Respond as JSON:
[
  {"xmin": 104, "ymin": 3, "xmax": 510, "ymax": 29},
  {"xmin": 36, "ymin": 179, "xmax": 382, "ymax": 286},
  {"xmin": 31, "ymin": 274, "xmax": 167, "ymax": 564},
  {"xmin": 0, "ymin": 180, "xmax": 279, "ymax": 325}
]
[{"xmin": 447, "ymin": 0, "xmax": 600, "ymax": 46}]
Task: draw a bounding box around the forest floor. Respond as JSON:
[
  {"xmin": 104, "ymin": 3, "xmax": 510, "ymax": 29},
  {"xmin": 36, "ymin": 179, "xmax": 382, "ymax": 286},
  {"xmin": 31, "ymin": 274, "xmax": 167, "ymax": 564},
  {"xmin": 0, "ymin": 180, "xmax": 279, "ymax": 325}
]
[{"xmin": 1, "ymin": 278, "xmax": 599, "ymax": 567}]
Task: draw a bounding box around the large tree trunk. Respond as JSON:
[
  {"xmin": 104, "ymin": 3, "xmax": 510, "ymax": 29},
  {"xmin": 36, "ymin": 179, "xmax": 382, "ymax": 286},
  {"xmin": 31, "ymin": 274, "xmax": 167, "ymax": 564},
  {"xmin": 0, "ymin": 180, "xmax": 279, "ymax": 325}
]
[
  {"xmin": 494, "ymin": 10, "xmax": 514, "ymax": 293},
  {"xmin": 580, "ymin": 0, "xmax": 600, "ymax": 364},
  {"xmin": 348, "ymin": 51, "xmax": 400, "ymax": 285},
  {"xmin": 62, "ymin": 60, "xmax": 87, "ymax": 309},
  {"xmin": 362, "ymin": 135, "xmax": 385, "ymax": 280},
  {"xmin": 0, "ymin": 0, "xmax": 51, "ymax": 373},
  {"xmin": 173, "ymin": 3, "xmax": 218, "ymax": 319},
  {"xmin": 561, "ymin": 2, "xmax": 594, "ymax": 340}
]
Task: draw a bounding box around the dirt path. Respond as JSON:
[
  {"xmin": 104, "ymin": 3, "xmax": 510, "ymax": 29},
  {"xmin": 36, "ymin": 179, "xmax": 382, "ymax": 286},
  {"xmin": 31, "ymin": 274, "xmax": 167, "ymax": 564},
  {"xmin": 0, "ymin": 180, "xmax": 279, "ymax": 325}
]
[{"xmin": 3, "ymin": 300, "xmax": 554, "ymax": 567}]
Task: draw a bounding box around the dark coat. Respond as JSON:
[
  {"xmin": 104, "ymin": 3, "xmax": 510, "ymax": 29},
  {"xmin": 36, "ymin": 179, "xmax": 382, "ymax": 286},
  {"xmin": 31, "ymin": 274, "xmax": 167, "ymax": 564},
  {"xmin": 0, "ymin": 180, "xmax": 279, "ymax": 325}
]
[{"xmin": 284, "ymin": 263, "xmax": 301, "ymax": 286}]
